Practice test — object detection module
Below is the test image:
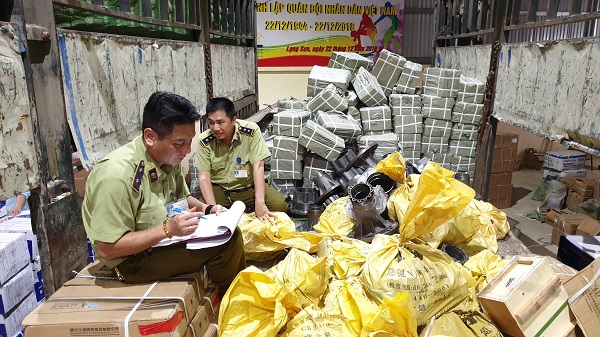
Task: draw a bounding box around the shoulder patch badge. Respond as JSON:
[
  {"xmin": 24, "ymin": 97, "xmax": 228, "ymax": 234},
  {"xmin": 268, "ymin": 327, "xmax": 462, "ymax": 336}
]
[
  {"xmin": 148, "ymin": 167, "xmax": 159, "ymax": 184},
  {"xmin": 201, "ymin": 134, "xmax": 216, "ymax": 146},
  {"xmin": 239, "ymin": 126, "xmax": 256, "ymax": 137},
  {"xmin": 131, "ymin": 160, "xmax": 145, "ymax": 193}
]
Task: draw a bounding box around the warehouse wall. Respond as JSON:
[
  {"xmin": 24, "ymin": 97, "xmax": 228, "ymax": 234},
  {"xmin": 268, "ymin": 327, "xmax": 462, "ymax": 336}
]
[
  {"xmin": 258, "ymin": 67, "xmax": 312, "ymax": 107},
  {"xmin": 436, "ymin": 39, "xmax": 600, "ymax": 147}
]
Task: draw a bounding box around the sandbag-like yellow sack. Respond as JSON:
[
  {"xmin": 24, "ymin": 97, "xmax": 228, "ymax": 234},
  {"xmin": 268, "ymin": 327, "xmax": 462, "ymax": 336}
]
[
  {"xmin": 361, "ymin": 234, "xmax": 469, "ymax": 326},
  {"xmin": 419, "ymin": 312, "xmax": 478, "ymax": 337},
  {"xmin": 361, "ymin": 292, "xmax": 418, "ymax": 337},
  {"xmin": 219, "ymin": 266, "xmax": 289, "ymax": 337},
  {"xmin": 400, "ymin": 162, "xmax": 475, "ymax": 243},
  {"xmin": 266, "ymin": 248, "xmax": 331, "ymax": 312},
  {"xmin": 314, "ymin": 197, "xmax": 355, "ymax": 236},
  {"xmin": 239, "ymin": 212, "xmax": 324, "ymax": 261},
  {"xmin": 317, "ymin": 237, "xmax": 372, "ymax": 279},
  {"xmin": 463, "ymin": 249, "xmax": 509, "ymax": 293},
  {"xmin": 375, "ymin": 152, "xmax": 406, "ymax": 184}
]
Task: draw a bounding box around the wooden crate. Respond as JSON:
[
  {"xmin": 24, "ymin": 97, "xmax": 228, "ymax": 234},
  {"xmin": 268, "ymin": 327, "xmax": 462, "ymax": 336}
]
[{"xmin": 477, "ymin": 256, "xmax": 576, "ymax": 337}]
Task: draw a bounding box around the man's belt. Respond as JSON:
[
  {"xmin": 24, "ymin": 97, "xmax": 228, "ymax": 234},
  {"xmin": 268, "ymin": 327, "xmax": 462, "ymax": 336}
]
[{"xmin": 212, "ymin": 183, "xmax": 254, "ymax": 194}]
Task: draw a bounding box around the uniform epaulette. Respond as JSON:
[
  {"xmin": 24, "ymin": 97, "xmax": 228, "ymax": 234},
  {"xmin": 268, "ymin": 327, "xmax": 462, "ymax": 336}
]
[
  {"xmin": 131, "ymin": 160, "xmax": 145, "ymax": 193},
  {"xmin": 201, "ymin": 134, "xmax": 216, "ymax": 146},
  {"xmin": 239, "ymin": 126, "xmax": 256, "ymax": 137},
  {"xmin": 148, "ymin": 167, "xmax": 159, "ymax": 184}
]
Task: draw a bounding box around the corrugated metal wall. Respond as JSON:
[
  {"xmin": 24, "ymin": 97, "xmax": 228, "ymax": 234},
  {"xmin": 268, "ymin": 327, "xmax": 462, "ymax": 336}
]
[
  {"xmin": 211, "ymin": 45, "xmax": 256, "ymax": 101},
  {"xmin": 403, "ymin": 0, "xmax": 436, "ymax": 64}
]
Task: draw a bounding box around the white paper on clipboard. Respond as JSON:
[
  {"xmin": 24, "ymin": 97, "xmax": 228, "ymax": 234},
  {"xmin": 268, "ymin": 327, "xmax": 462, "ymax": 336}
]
[{"xmin": 153, "ymin": 200, "xmax": 245, "ymax": 250}]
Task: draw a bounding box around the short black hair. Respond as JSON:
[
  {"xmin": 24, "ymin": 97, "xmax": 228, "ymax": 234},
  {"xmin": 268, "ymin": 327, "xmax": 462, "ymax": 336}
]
[
  {"xmin": 206, "ymin": 97, "xmax": 236, "ymax": 120},
  {"xmin": 142, "ymin": 91, "xmax": 201, "ymax": 139}
]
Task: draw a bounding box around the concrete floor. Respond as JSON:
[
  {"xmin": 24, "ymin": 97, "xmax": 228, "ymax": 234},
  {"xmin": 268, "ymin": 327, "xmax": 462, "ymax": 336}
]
[{"xmin": 502, "ymin": 166, "xmax": 600, "ymax": 258}]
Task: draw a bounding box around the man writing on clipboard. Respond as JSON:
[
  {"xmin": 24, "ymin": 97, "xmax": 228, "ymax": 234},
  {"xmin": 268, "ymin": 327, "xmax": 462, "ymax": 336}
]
[
  {"xmin": 82, "ymin": 92, "xmax": 246, "ymax": 289},
  {"xmin": 195, "ymin": 97, "xmax": 288, "ymax": 224}
]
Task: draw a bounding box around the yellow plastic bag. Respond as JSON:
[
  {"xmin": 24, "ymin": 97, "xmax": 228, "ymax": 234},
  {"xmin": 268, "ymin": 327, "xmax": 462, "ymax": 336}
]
[
  {"xmin": 238, "ymin": 212, "xmax": 323, "ymax": 261},
  {"xmin": 419, "ymin": 312, "xmax": 478, "ymax": 337},
  {"xmin": 375, "ymin": 152, "xmax": 406, "ymax": 183},
  {"xmin": 360, "ymin": 234, "xmax": 469, "ymax": 326},
  {"xmin": 463, "ymin": 249, "xmax": 509, "ymax": 293},
  {"xmin": 266, "ymin": 248, "xmax": 331, "ymax": 312},
  {"xmin": 400, "ymin": 162, "xmax": 475, "ymax": 243},
  {"xmin": 361, "ymin": 292, "xmax": 418, "ymax": 337},
  {"xmin": 314, "ymin": 197, "xmax": 355, "ymax": 236},
  {"xmin": 317, "ymin": 237, "xmax": 372, "ymax": 279},
  {"xmin": 219, "ymin": 266, "xmax": 289, "ymax": 337},
  {"xmin": 387, "ymin": 174, "xmax": 420, "ymax": 223}
]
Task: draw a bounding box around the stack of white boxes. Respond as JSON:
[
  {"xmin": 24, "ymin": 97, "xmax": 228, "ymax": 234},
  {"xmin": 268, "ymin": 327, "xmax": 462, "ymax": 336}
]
[{"xmin": 0, "ymin": 212, "xmax": 44, "ymax": 337}]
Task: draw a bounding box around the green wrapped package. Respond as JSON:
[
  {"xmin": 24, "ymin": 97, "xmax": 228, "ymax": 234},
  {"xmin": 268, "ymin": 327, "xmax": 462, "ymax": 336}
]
[
  {"xmin": 452, "ymin": 155, "xmax": 476, "ymax": 173},
  {"xmin": 401, "ymin": 150, "xmax": 421, "ymax": 163},
  {"xmin": 352, "ymin": 68, "xmax": 387, "ymax": 107},
  {"xmin": 298, "ymin": 120, "xmax": 345, "ymax": 161},
  {"xmin": 270, "ymin": 159, "xmax": 303, "ymax": 180},
  {"xmin": 452, "ymin": 102, "xmax": 484, "ymax": 125},
  {"xmin": 431, "ymin": 153, "xmax": 455, "ymax": 170},
  {"xmin": 393, "ymin": 114, "xmax": 423, "ymax": 134},
  {"xmin": 449, "ymin": 140, "xmax": 478, "ymax": 158},
  {"xmin": 422, "ymin": 136, "xmax": 450, "ymax": 154},
  {"xmin": 328, "ymin": 51, "xmax": 374, "ymax": 74},
  {"xmin": 457, "ymin": 75, "xmax": 485, "ymax": 104},
  {"xmin": 359, "ymin": 133, "xmax": 398, "ymax": 159},
  {"xmin": 422, "ymin": 94, "xmax": 455, "ymax": 120},
  {"xmin": 346, "ymin": 90, "xmax": 358, "ymax": 107},
  {"xmin": 272, "ymin": 136, "xmax": 306, "ymax": 161},
  {"xmin": 360, "ymin": 106, "xmax": 392, "ymax": 131},
  {"xmin": 395, "ymin": 60, "xmax": 422, "ymax": 94},
  {"xmin": 306, "ymin": 83, "xmax": 348, "ymax": 113},
  {"xmin": 277, "ymin": 98, "xmax": 307, "ymax": 111},
  {"xmin": 371, "ymin": 49, "xmax": 406, "ymax": 96},
  {"xmin": 314, "ymin": 111, "xmax": 362, "ymax": 140},
  {"xmin": 303, "ymin": 152, "xmax": 333, "ymax": 180},
  {"xmin": 389, "ymin": 94, "xmax": 421, "ymax": 116},
  {"xmin": 423, "ymin": 118, "xmax": 453, "ymax": 138},
  {"xmin": 272, "ymin": 109, "xmax": 311, "ymax": 137},
  {"xmin": 451, "ymin": 123, "xmax": 479, "ymax": 141},
  {"xmin": 422, "ymin": 67, "xmax": 461, "ymax": 98},
  {"xmin": 307, "ymin": 65, "xmax": 352, "ymax": 97},
  {"xmin": 398, "ymin": 133, "xmax": 422, "ymax": 153}
]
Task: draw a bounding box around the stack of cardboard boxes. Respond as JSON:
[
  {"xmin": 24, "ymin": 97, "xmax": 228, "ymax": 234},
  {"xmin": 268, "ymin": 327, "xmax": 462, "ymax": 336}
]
[
  {"xmin": 0, "ymin": 232, "xmax": 40, "ymax": 337},
  {"xmin": 22, "ymin": 262, "xmax": 220, "ymax": 337},
  {"xmin": 543, "ymin": 150, "xmax": 587, "ymax": 180},
  {"xmin": 546, "ymin": 209, "xmax": 600, "ymax": 246},
  {"xmin": 489, "ymin": 132, "xmax": 519, "ymax": 209},
  {"xmin": 561, "ymin": 178, "xmax": 595, "ymax": 211}
]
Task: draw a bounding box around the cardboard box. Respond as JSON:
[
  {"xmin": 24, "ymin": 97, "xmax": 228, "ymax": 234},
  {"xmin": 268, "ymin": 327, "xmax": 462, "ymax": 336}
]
[
  {"xmin": 562, "ymin": 258, "xmax": 600, "ymax": 337},
  {"xmin": 0, "ymin": 233, "xmax": 29, "ymax": 285},
  {"xmin": 0, "ymin": 211, "xmax": 38, "ymax": 261},
  {"xmin": 595, "ymin": 180, "xmax": 600, "ymax": 200},
  {"xmin": 478, "ymin": 256, "xmax": 576, "ymax": 337},
  {"xmin": 489, "ymin": 197, "xmax": 511, "ymax": 209},
  {"xmin": 183, "ymin": 286, "xmax": 220, "ymax": 337},
  {"xmin": 74, "ymin": 169, "xmax": 90, "ymax": 199},
  {"xmin": 22, "ymin": 264, "xmax": 208, "ymax": 337},
  {"xmin": 545, "ymin": 150, "xmax": 586, "ymax": 171},
  {"xmin": 559, "ymin": 177, "xmax": 579, "ymax": 190},
  {"xmin": 566, "ymin": 190, "xmax": 592, "ymax": 212},
  {"xmin": 0, "ymin": 265, "xmax": 34, "ymax": 315},
  {"xmin": 544, "ymin": 167, "xmax": 587, "ymax": 180},
  {"xmin": 557, "ymin": 235, "xmax": 600, "ymax": 271},
  {"xmin": 573, "ymin": 179, "xmax": 596, "ymax": 197},
  {"xmin": 548, "ymin": 213, "xmax": 589, "ymax": 246},
  {"xmin": 545, "ymin": 209, "xmax": 564, "ymax": 226},
  {"xmin": 0, "ymin": 292, "xmax": 36, "ymax": 337},
  {"xmin": 575, "ymin": 217, "xmax": 600, "ymax": 236}
]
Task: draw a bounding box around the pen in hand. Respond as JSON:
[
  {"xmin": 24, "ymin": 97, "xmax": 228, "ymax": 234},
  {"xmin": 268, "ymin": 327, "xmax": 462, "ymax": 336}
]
[{"xmin": 173, "ymin": 207, "xmax": 208, "ymax": 220}]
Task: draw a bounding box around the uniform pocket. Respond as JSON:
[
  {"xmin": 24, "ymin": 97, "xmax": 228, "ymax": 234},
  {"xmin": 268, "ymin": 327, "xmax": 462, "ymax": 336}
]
[{"xmin": 136, "ymin": 203, "xmax": 165, "ymax": 230}]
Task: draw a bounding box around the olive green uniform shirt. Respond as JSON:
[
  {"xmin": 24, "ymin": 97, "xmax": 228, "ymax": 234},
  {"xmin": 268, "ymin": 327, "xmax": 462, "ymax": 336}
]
[
  {"xmin": 82, "ymin": 136, "xmax": 190, "ymax": 268},
  {"xmin": 196, "ymin": 120, "xmax": 270, "ymax": 190}
]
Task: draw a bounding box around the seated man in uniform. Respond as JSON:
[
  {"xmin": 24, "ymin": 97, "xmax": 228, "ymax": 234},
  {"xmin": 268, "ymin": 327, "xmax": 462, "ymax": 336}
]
[
  {"xmin": 82, "ymin": 92, "xmax": 245, "ymax": 289},
  {"xmin": 196, "ymin": 97, "xmax": 288, "ymax": 224}
]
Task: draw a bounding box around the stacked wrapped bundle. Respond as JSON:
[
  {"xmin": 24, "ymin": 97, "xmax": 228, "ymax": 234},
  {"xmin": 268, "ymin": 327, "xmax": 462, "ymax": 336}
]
[
  {"xmin": 452, "ymin": 155, "xmax": 476, "ymax": 174},
  {"xmin": 359, "ymin": 133, "xmax": 399, "ymax": 159},
  {"xmin": 423, "ymin": 118, "xmax": 452, "ymax": 138},
  {"xmin": 352, "ymin": 67, "xmax": 387, "ymax": 107},
  {"xmin": 422, "ymin": 67, "xmax": 461, "ymax": 98},
  {"xmin": 371, "ymin": 49, "xmax": 406, "ymax": 96},
  {"xmin": 346, "ymin": 90, "xmax": 358, "ymax": 107},
  {"xmin": 277, "ymin": 98, "xmax": 307, "ymax": 111},
  {"xmin": 394, "ymin": 114, "xmax": 423, "ymax": 135},
  {"xmin": 394, "ymin": 60, "xmax": 422, "ymax": 94},
  {"xmin": 449, "ymin": 139, "xmax": 478, "ymax": 158},
  {"xmin": 272, "ymin": 136, "xmax": 305, "ymax": 161},
  {"xmin": 271, "ymin": 178, "xmax": 298, "ymax": 195},
  {"xmin": 450, "ymin": 123, "xmax": 478, "ymax": 141},
  {"xmin": 452, "ymin": 101, "xmax": 484, "ymax": 125},
  {"xmin": 397, "ymin": 133, "xmax": 421, "ymax": 162},
  {"xmin": 422, "ymin": 135, "xmax": 450, "ymax": 155},
  {"xmin": 298, "ymin": 120, "xmax": 345, "ymax": 162},
  {"xmin": 347, "ymin": 106, "xmax": 361, "ymax": 122},
  {"xmin": 303, "ymin": 152, "xmax": 334, "ymax": 188},
  {"xmin": 421, "ymin": 95, "xmax": 455, "ymax": 120},
  {"xmin": 272, "ymin": 109, "xmax": 311, "ymax": 137},
  {"xmin": 432, "ymin": 153, "xmax": 454, "ymax": 170},
  {"xmin": 306, "ymin": 83, "xmax": 348, "ymax": 113},
  {"xmin": 389, "ymin": 94, "xmax": 421, "ymax": 116},
  {"xmin": 314, "ymin": 110, "xmax": 362, "ymax": 140},
  {"xmin": 457, "ymin": 75, "xmax": 485, "ymax": 104},
  {"xmin": 328, "ymin": 51, "xmax": 374, "ymax": 74},
  {"xmin": 307, "ymin": 66, "xmax": 352, "ymax": 97},
  {"xmin": 359, "ymin": 106, "xmax": 392, "ymax": 133},
  {"xmin": 270, "ymin": 159, "xmax": 303, "ymax": 180}
]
